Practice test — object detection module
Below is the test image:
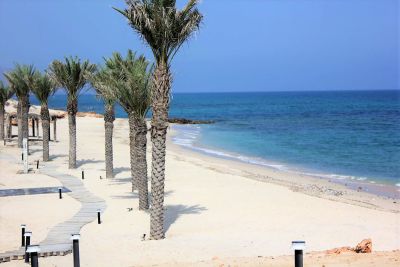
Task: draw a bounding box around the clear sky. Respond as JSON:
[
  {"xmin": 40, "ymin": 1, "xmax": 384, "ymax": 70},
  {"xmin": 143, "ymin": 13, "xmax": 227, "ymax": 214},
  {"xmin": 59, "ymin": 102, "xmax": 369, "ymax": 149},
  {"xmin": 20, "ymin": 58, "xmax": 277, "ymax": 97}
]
[{"xmin": 0, "ymin": 0, "xmax": 398, "ymax": 92}]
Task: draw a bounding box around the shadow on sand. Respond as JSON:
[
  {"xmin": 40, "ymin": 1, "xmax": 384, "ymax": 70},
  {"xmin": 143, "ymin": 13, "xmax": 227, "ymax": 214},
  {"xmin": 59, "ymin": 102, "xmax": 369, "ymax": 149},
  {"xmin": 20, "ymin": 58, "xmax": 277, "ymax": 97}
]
[
  {"xmin": 164, "ymin": 204, "xmax": 207, "ymax": 233},
  {"xmin": 49, "ymin": 154, "xmax": 67, "ymax": 160},
  {"xmin": 113, "ymin": 167, "xmax": 131, "ymax": 175},
  {"xmin": 77, "ymin": 159, "xmax": 103, "ymax": 168}
]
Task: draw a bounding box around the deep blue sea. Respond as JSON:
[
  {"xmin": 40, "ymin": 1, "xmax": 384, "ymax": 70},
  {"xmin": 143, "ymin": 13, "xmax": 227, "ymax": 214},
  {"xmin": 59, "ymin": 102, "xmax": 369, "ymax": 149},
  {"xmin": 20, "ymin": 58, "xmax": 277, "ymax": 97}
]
[{"xmin": 31, "ymin": 90, "xmax": 400, "ymax": 186}]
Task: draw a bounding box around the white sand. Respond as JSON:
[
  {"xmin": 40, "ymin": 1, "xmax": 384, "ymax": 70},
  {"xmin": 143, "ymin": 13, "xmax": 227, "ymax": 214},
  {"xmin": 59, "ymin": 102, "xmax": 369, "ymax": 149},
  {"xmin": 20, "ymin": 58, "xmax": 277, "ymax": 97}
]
[
  {"xmin": 0, "ymin": 160, "xmax": 81, "ymax": 253},
  {"xmin": 0, "ymin": 115, "xmax": 399, "ymax": 266}
]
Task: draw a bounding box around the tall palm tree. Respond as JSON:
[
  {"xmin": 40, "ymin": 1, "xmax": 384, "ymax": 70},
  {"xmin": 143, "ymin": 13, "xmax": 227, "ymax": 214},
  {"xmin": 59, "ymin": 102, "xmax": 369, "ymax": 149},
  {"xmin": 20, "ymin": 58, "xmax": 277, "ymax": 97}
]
[
  {"xmin": 0, "ymin": 81, "xmax": 14, "ymax": 140},
  {"xmin": 31, "ymin": 72, "xmax": 57, "ymax": 161},
  {"xmin": 4, "ymin": 64, "xmax": 36, "ymax": 149},
  {"xmin": 88, "ymin": 70, "xmax": 116, "ymax": 179},
  {"xmin": 91, "ymin": 50, "xmax": 152, "ymax": 210},
  {"xmin": 48, "ymin": 57, "xmax": 96, "ymax": 169},
  {"xmin": 114, "ymin": 0, "xmax": 203, "ymax": 239}
]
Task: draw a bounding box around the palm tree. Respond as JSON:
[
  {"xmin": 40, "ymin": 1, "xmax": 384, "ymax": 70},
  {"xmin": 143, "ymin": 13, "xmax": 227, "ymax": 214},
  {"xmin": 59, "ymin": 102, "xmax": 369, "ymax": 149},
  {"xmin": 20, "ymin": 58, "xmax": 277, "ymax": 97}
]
[
  {"xmin": 88, "ymin": 70, "xmax": 116, "ymax": 179},
  {"xmin": 114, "ymin": 0, "xmax": 203, "ymax": 239},
  {"xmin": 0, "ymin": 81, "xmax": 14, "ymax": 140},
  {"xmin": 90, "ymin": 50, "xmax": 152, "ymax": 210},
  {"xmin": 48, "ymin": 57, "xmax": 96, "ymax": 169},
  {"xmin": 31, "ymin": 72, "xmax": 57, "ymax": 161},
  {"xmin": 4, "ymin": 64, "xmax": 36, "ymax": 149}
]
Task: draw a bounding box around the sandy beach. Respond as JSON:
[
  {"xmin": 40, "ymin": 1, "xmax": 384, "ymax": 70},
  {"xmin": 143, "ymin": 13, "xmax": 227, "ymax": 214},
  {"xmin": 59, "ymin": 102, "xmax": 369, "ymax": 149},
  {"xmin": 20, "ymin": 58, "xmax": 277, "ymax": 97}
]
[{"xmin": 0, "ymin": 112, "xmax": 399, "ymax": 266}]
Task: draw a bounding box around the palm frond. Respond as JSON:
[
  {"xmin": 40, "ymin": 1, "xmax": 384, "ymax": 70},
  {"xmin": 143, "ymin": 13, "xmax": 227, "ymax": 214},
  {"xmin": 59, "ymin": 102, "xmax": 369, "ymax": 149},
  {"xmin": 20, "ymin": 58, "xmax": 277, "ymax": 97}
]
[
  {"xmin": 114, "ymin": 0, "xmax": 203, "ymax": 64},
  {"xmin": 0, "ymin": 80, "xmax": 14, "ymax": 105},
  {"xmin": 3, "ymin": 64, "xmax": 36, "ymax": 98},
  {"xmin": 47, "ymin": 56, "xmax": 96, "ymax": 102},
  {"xmin": 89, "ymin": 50, "xmax": 152, "ymax": 118},
  {"xmin": 31, "ymin": 71, "xmax": 57, "ymax": 105}
]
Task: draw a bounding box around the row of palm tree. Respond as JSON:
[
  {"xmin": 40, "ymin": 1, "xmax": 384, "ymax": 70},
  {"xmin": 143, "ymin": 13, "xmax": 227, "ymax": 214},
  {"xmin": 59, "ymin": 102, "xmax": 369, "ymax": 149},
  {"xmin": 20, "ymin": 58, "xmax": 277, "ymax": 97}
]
[
  {"xmin": 89, "ymin": 50, "xmax": 152, "ymax": 209},
  {"xmin": 2, "ymin": 66, "xmax": 57, "ymax": 160},
  {"xmin": 0, "ymin": 0, "xmax": 202, "ymax": 240}
]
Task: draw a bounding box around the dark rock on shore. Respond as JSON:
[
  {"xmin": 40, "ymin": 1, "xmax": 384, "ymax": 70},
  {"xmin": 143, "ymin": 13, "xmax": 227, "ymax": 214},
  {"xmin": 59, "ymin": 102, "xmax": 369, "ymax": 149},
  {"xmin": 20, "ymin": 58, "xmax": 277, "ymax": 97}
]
[{"xmin": 168, "ymin": 118, "xmax": 215, "ymax": 125}]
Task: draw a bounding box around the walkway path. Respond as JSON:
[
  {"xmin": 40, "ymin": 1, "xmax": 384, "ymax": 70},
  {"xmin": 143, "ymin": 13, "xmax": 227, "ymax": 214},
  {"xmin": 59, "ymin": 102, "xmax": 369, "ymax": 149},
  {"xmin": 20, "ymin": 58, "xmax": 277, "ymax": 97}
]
[{"xmin": 0, "ymin": 154, "xmax": 106, "ymax": 263}]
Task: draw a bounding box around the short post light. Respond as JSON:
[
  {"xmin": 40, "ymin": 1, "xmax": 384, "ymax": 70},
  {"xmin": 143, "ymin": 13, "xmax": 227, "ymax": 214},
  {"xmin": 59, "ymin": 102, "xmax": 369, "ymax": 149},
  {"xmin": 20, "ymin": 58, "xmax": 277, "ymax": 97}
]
[
  {"xmin": 21, "ymin": 224, "xmax": 26, "ymax": 247},
  {"xmin": 24, "ymin": 231, "xmax": 32, "ymax": 263},
  {"xmin": 81, "ymin": 169, "xmax": 85, "ymax": 180},
  {"xmin": 58, "ymin": 187, "xmax": 62, "ymax": 199},
  {"xmin": 291, "ymin": 241, "xmax": 305, "ymax": 267},
  {"xmin": 71, "ymin": 234, "xmax": 80, "ymax": 267},
  {"xmin": 26, "ymin": 245, "xmax": 40, "ymax": 267},
  {"xmin": 97, "ymin": 209, "xmax": 101, "ymax": 224}
]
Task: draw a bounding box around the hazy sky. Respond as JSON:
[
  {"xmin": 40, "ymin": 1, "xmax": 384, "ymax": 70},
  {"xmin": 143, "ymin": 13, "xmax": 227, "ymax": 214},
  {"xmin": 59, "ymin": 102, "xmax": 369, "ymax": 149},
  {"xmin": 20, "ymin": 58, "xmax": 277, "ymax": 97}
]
[{"xmin": 0, "ymin": 0, "xmax": 398, "ymax": 92}]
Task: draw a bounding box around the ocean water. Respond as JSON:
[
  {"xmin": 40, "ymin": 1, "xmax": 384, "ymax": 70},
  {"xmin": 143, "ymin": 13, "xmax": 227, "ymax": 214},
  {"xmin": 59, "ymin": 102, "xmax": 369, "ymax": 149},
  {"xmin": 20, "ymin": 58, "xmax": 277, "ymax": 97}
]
[{"xmin": 31, "ymin": 90, "xmax": 400, "ymax": 186}]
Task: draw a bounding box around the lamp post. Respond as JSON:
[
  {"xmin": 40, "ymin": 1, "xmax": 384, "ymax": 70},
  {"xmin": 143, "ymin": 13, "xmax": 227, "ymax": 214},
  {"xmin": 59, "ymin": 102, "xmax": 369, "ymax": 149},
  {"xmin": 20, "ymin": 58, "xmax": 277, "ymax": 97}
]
[
  {"xmin": 71, "ymin": 234, "xmax": 80, "ymax": 267},
  {"xmin": 24, "ymin": 231, "xmax": 32, "ymax": 263},
  {"xmin": 26, "ymin": 245, "xmax": 40, "ymax": 267},
  {"xmin": 97, "ymin": 209, "xmax": 101, "ymax": 224},
  {"xmin": 21, "ymin": 224, "xmax": 26, "ymax": 247},
  {"xmin": 58, "ymin": 187, "xmax": 62, "ymax": 199},
  {"xmin": 291, "ymin": 241, "xmax": 305, "ymax": 267}
]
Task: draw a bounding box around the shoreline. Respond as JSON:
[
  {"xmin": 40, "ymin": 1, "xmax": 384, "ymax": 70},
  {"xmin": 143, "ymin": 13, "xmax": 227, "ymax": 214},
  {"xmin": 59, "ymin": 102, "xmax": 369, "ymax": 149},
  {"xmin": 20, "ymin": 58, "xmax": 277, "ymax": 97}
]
[
  {"xmin": 170, "ymin": 124, "xmax": 400, "ymax": 201},
  {"xmin": 168, "ymin": 125, "xmax": 399, "ymax": 213}
]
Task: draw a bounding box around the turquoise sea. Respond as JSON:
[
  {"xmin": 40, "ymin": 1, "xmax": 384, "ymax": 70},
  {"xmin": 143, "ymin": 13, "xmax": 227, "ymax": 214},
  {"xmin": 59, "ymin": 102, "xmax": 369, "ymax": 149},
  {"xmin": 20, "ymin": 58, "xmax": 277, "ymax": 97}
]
[{"xmin": 31, "ymin": 90, "xmax": 400, "ymax": 187}]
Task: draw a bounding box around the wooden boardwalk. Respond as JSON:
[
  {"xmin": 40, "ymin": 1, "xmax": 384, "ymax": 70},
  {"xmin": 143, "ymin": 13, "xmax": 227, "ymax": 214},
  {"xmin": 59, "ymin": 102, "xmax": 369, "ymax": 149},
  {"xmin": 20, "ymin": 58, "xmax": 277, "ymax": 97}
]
[{"xmin": 0, "ymin": 158, "xmax": 106, "ymax": 263}]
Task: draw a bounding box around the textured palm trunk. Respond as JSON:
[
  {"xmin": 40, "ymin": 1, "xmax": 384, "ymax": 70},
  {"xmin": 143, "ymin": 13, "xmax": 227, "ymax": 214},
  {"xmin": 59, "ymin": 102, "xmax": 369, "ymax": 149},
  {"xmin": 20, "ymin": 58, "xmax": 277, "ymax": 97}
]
[
  {"xmin": 6, "ymin": 114, "xmax": 12, "ymax": 139},
  {"xmin": 150, "ymin": 63, "xmax": 172, "ymax": 240},
  {"xmin": 17, "ymin": 100, "xmax": 22, "ymax": 147},
  {"xmin": 104, "ymin": 104, "xmax": 115, "ymax": 178},
  {"xmin": 128, "ymin": 113, "xmax": 137, "ymax": 191},
  {"xmin": 41, "ymin": 103, "xmax": 50, "ymax": 161},
  {"xmin": 0, "ymin": 104, "xmax": 4, "ymax": 140},
  {"xmin": 20, "ymin": 95, "xmax": 29, "ymax": 152},
  {"xmin": 134, "ymin": 116, "xmax": 149, "ymax": 210},
  {"xmin": 67, "ymin": 99, "xmax": 77, "ymax": 169}
]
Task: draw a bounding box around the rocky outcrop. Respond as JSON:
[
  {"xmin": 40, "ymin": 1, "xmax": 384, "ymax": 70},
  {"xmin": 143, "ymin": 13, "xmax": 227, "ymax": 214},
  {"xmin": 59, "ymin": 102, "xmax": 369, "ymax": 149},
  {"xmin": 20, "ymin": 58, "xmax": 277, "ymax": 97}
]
[
  {"xmin": 326, "ymin": 239, "xmax": 372, "ymax": 254},
  {"xmin": 354, "ymin": 238, "xmax": 372, "ymax": 253},
  {"xmin": 168, "ymin": 118, "xmax": 214, "ymax": 124}
]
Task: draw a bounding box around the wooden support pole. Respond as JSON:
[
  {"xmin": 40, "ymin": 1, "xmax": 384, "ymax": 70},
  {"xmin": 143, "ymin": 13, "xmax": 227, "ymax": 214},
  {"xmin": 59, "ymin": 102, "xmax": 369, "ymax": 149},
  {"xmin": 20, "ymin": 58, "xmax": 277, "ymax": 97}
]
[
  {"xmin": 53, "ymin": 118, "xmax": 57, "ymax": 142},
  {"xmin": 32, "ymin": 118, "xmax": 35, "ymax": 137}
]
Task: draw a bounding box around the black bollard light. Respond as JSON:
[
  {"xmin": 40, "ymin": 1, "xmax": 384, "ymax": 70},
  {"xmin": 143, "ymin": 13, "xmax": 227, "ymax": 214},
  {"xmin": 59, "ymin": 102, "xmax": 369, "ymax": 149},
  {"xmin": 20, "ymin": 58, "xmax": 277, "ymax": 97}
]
[
  {"xmin": 21, "ymin": 224, "xmax": 26, "ymax": 247},
  {"xmin": 71, "ymin": 234, "xmax": 80, "ymax": 267},
  {"xmin": 36, "ymin": 160, "xmax": 39, "ymax": 169},
  {"xmin": 58, "ymin": 187, "xmax": 62, "ymax": 199},
  {"xmin": 97, "ymin": 209, "xmax": 101, "ymax": 224},
  {"xmin": 81, "ymin": 169, "xmax": 84, "ymax": 180},
  {"xmin": 26, "ymin": 245, "xmax": 40, "ymax": 267},
  {"xmin": 291, "ymin": 241, "xmax": 305, "ymax": 267},
  {"xmin": 24, "ymin": 231, "xmax": 32, "ymax": 263},
  {"xmin": 22, "ymin": 153, "xmax": 24, "ymax": 161}
]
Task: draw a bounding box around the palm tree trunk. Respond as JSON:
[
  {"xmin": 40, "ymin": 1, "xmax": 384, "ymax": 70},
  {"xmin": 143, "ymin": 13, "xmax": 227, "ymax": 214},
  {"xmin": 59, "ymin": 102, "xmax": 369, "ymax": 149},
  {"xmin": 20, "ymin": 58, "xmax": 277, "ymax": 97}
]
[
  {"xmin": 6, "ymin": 114, "xmax": 12, "ymax": 139},
  {"xmin": 104, "ymin": 104, "xmax": 115, "ymax": 178},
  {"xmin": 150, "ymin": 63, "xmax": 172, "ymax": 240},
  {"xmin": 21, "ymin": 95, "xmax": 29, "ymax": 152},
  {"xmin": 17, "ymin": 100, "xmax": 22, "ymax": 147},
  {"xmin": 128, "ymin": 113, "xmax": 137, "ymax": 191},
  {"xmin": 134, "ymin": 117, "xmax": 149, "ymax": 210},
  {"xmin": 41, "ymin": 104, "xmax": 50, "ymax": 161},
  {"xmin": 0, "ymin": 104, "xmax": 4, "ymax": 140},
  {"xmin": 67, "ymin": 99, "xmax": 77, "ymax": 169}
]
